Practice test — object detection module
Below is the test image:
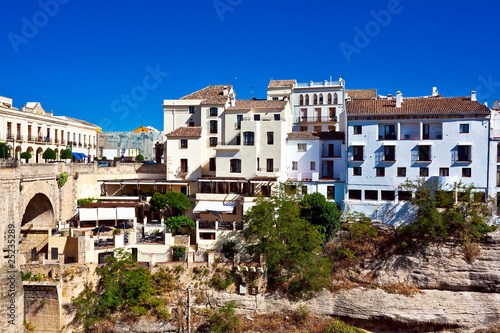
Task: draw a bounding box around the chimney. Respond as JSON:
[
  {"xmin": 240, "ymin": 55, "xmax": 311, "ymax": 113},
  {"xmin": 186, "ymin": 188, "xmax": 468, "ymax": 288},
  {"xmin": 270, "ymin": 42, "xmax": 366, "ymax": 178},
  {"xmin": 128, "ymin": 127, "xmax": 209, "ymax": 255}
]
[
  {"xmin": 471, "ymin": 90, "xmax": 477, "ymax": 102},
  {"xmin": 484, "ymin": 99, "xmax": 488, "ymax": 107},
  {"xmin": 387, "ymin": 94, "xmax": 392, "ymax": 100},
  {"xmin": 396, "ymin": 91, "xmax": 403, "ymax": 108},
  {"xmin": 22, "ymin": 104, "xmax": 25, "ymax": 111},
  {"xmin": 223, "ymin": 86, "xmax": 228, "ymax": 96},
  {"xmin": 432, "ymin": 87, "xmax": 438, "ymax": 96}
]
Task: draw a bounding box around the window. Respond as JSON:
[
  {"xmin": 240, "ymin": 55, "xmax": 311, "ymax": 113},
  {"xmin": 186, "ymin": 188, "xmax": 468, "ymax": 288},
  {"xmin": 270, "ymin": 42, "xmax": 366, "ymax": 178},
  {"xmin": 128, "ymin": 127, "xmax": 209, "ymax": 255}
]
[
  {"xmin": 384, "ymin": 146, "xmax": 395, "ymax": 161},
  {"xmin": 274, "ymin": 114, "xmax": 280, "ymax": 121},
  {"xmin": 333, "ymin": 93, "xmax": 338, "ymax": 104},
  {"xmin": 460, "ymin": 124, "xmax": 469, "ymax": 133},
  {"xmin": 310, "ymin": 161, "xmax": 316, "ymax": 170},
  {"xmin": 272, "ymin": 97, "xmax": 279, "ymax": 100},
  {"xmin": 397, "ymin": 167, "xmax": 406, "ymax": 177},
  {"xmin": 266, "ymin": 159, "xmax": 274, "ymax": 172},
  {"xmin": 189, "ymin": 106, "xmax": 196, "ymax": 113},
  {"xmin": 398, "ymin": 191, "xmax": 412, "ymax": 201},
  {"xmin": 254, "ymin": 114, "xmax": 260, "ymax": 121},
  {"xmin": 329, "ymin": 107, "xmax": 336, "ymax": 121},
  {"xmin": 384, "ymin": 125, "xmax": 396, "ymax": 140},
  {"xmin": 352, "ymin": 146, "xmax": 363, "ymax": 161},
  {"xmin": 180, "ymin": 159, "xmax": 188, "ymax": 173},
  {"xmin": 292, "ymin": 161, "xmax": 298, "ymax": 170},
  {"xmin": 209, "ymin": 137, "xmax": 218, "ymax": 147},
  {"xmin": 209, "ymin": 158, "xmax": 216, "ymax": 171},
  {"xmin": 381, "ymin": 191, "xmax": 395, "ymax": 201},
  {"xmin": 305, "ymin": 95, "xmax": 309, "ymax": 105},
  {"xmin": 418, "ymin": 145, "xmax": 431, "ymax": 161},
  {"xmin": 462, "ymin": 168, "xmax": 471, "ymax": 177},
  {"xmin": 243, "ymin": 132, "xmax": 254, "ymax": 146},
  {"xmin": 327, "ymin": 93, "xmax": 332, "ymax": 104},
  {"xmin": 439, "ymin": 168, "xmax": 449, "ymax": 177},
  {"xmin": 349, "ymin": 190, "xmax": 362, "ymax": 200},
  {"xmin": 297, "ymin": 143, "xmax": 307, "ymax": 152},
  {"xmin": 376, "ymin": 167, "xmax": 385, "ymax": 177},
  {"xmin": 7, "ymin": 122, "xmax": 12, "ymax": 138},
  {"xmin": 210, "ymin": 120, "xmax": 217, "ymax": 134},
  {"xmin": 210, "ymin": 107, "xmax": 218, "ymax": 116},
  {"xmin": 457, "ymin": 145, "xmax": 471, "ymax": 162},
  {"xmin": 230, "ymin": 159, "xmax": 241, "ymax": 173},
  {"xmin": 180, "ymin": 139, "xmax": 188, "ymax": 149},
  {"xmin": 189, "ymin": 121, "xmax": 195, "ymax": 127},
  {"xmin": 267, "ymin": 132, "xmax": 274, "ymax": 145},
  {"xmin": 236, "ymin": 115, "xmax": 243, "ymax": 129},
  {"xmin": 313, "ymin": 94, "xmax": 318, "ymax": 105},
  {"xmin": 319, "ymin": 94, "xmax": 323, "ymax": 104},
  {"xmin": 420, "ymin": 167, "xmax": 429, "ymax": 177},
  {"xmin": 299, "ymin": 94, "xmax": 304, "ymax": 105},
  {"xmin": 365, "ymin": 190, "xmax": 378, "ymax": 201},
  {"xmin": 353, "ymin": 167, "xmax": 362, "ymax": 176},
  {"xmin": 236, "ymin": 135, "xmax": 241, "ymax": 145},
  {"xmin": 423, "ymin": 124, "xmax": 430, "ymax": 140},
  {"xmin": 28, "ymin": 125, "xmax": 32, "ymax": 140},
  {"xmin": 353, "ymin": 125, "xmax": 362, "ymax": 135},
  {"xmin": 327, "ymin": 186, "xmax": 335, "ymax": 200},
  {"xmin": 300, "ymin": 126, "xmax": 307, "ymax": 132}
]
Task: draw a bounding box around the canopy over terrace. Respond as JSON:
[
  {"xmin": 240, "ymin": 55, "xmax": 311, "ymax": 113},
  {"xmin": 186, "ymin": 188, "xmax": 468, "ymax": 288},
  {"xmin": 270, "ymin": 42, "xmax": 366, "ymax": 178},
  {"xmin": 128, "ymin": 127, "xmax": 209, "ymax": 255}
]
[
  {"xmin": 98, "ymin": 179, "xmax": 191, "ymax": 199},
  {"xmin": 78, "ymin": 202, "xmax": 137, "ymax": 228},
  {"xmin": 197, "ymin": 177, "xmax": 276, "ymax": 196}
]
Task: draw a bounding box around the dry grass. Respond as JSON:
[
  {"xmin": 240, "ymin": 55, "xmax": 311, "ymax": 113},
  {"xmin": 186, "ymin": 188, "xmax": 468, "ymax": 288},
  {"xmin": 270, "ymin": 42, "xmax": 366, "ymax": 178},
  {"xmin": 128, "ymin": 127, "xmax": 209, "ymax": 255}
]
[
  {"xmin": 463, "ymin": 242, "xmax": 480, "ymax": 264},
  {"xmin": 383, "ymin": 282, "xmax": 422, "ymax": 297}
]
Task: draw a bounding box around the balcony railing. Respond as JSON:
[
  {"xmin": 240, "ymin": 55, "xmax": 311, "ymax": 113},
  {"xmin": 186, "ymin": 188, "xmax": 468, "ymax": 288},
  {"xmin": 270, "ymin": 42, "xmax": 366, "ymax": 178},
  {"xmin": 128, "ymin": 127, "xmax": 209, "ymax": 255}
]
[
  {"xmin": 296, "ymin": 116, "xmax": 337, "ymax": 123},
  {"xmin": 176, "ymin": 167, "xmax": 189, "ymax": 177},
  {"xmin": 257, "ymin": 167, "xmax": 279, "ymax": 172},
  {"xmin": 295, "ymin": 81, "xmax": 342, "ymax": 88}
]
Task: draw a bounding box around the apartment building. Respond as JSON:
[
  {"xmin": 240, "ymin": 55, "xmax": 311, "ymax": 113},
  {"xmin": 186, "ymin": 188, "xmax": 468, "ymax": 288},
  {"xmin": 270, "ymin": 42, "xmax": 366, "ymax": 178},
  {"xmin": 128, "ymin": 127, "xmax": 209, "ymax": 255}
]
[
  {"xmin": 285, "ymin": 131, "xmax": 346, "ymax": 203},
  {"xmin": 163, "ymin": 85, "xmax": 292, "ymax": 248},
  {"xmin": 0, "ymin": 95, "xmax": 99, "ymax": 162},
  {"xmin": 344, "ymin": 89, "xmax": 491, "ymax": 224}
]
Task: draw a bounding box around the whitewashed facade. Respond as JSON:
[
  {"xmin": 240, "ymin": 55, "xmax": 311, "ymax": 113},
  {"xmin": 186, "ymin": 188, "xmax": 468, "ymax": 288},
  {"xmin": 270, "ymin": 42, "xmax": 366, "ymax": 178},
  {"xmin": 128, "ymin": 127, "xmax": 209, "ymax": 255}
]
[{"xmin": 344, "ymin": 90, "xmax": 491, "ymax": 224}]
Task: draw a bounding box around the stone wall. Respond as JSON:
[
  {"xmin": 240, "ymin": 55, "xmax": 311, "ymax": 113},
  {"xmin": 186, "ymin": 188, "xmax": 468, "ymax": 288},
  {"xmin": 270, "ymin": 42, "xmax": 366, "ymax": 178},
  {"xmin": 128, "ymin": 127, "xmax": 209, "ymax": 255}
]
[{"xmin": 23, "ymin": 281, "xmax": 62, "ymax": 332}]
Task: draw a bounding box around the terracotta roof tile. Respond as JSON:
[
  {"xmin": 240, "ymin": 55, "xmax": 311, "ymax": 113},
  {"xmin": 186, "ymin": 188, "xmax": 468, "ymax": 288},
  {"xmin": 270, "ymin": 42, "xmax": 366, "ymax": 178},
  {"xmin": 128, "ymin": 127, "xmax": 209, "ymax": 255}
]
[
  {"xmin": 180, "ymin": 85, "xmax": 232, "ymax": 105},
  {"xmin": 226, "ymin": 99, "xmax": 287, "ymax": 111},
  {"xmin": 268, "ymin": 80, "xmax": 296, "ymax": 88},
  {"xmin": 346, "ymin": 89, "xmax": 377, "ymax": 100},
  {"xmin": 347, "ymin": 96, "xmax": 490, "ymax": 116},
  {"xmin": 287, "ymin": 131, "xmax": 345, "ymax": 140},
  {"xmin": 166, "ymin": 127, "xmax": 202, "ymax": 137}
]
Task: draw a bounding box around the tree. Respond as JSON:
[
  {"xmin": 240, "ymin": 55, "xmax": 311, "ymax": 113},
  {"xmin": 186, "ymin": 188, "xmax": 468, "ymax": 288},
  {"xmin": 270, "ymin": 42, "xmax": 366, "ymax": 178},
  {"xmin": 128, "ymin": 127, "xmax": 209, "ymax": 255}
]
[
  {"xmin": 399, "ymin": 178, "xmax": 497, "ymax": 245},
  {"xmin": 20, "ymin": 151, "xmax": 31, "ymax": 163},
  {"xmin": 0, "ymin": 142, "xmax": 11, "ymax": 158},
  {"xmin": 136, "ymin": 154, "xmax": 145, "ymax": 161},
  {"xmin": 43, "ymin": 148, "xmax": 56, "ymax": 161},
  {"xmin": 165, "ymin": 191, "xmax": 191, "ymax": 216},
  {"xmin": 149, "ymin": 192, "xmax": 168, "ymax": 212},
  {"xmin": 243, "ymin": 185, "xmax": 332, "ymax": 297},
  {"xmin": 60, "ymin": 149, "xmax": 72, "ymax": 160},
  {"xmin": 300, "ymin": 192, "xmax": 341, "ymax": 241}
]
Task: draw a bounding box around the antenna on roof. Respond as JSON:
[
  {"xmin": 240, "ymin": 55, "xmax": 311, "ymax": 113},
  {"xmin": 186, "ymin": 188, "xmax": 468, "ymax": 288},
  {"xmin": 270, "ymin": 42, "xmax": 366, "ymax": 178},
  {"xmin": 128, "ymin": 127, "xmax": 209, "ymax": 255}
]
[
  {"xmin": 141, "ymin": 114, "xmax": 144, "ymax": 127},
  {"xmin": 250, "ymin": 86, "xmax": 254, "ymax": 98},
  {"xmin": 232, "ymin": 77, "xmax": 237, "ymax": 87}
]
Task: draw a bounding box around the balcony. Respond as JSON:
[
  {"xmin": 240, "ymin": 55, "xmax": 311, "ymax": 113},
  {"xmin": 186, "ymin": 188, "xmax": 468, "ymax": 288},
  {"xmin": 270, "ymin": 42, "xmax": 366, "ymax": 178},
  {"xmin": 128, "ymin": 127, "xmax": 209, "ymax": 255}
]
[
  {"xmin": 6, "ymin": 134, "xmax": 14, "ymax": 142},
  {"xmin": 296, "ymin": 116, "xmax": 337, "ymax": 123},
  {"xmin": 176, "ymin": 167, "xmax": 189, "ymax": 177},
  {"xmin": 27, "ymin": 136, "xmax": 35, "ymax": 143},
  {"xmin": 295, "ymin": 80, "xmax": 343, "ymax": 88},
  {"xmin": 257, "ymin": 167, "xmax": 280, "ymax": 173}
]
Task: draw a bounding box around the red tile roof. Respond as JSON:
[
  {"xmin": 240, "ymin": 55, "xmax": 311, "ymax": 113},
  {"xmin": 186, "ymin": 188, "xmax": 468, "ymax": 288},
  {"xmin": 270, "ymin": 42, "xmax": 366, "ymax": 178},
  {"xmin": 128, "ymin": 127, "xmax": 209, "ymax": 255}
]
[
  {"xmin": 346, "ymin": 89, "xmax": 377, "ymax": 100},
  {"xmin": 226, "ymin": 99, "xmax": 287, "ymax": 111},
  {"xmin": 347, "ymin": 96, "xmax": 490, "ymax": 116},
  {"xmin": 166, "ymin": 127, "xmax": 202, "ymax": 137},
  {"xmin": 287, "ymin": 131, "xmax": 345, "ymax": 140},
  {"xmin": 180, "ymin": 85, "xmax": 232, "ymax": 105},
  {"xmin": 268, "ymin": 80, "xmax": 296, "ymax": 88}
]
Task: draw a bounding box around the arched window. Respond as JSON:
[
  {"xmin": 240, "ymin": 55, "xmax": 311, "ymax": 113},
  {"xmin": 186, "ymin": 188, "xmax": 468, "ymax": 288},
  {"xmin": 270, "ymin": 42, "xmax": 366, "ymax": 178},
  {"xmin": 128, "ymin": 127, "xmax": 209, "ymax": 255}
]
[
  {"xmin": 319, "ymin": 94, "xmax": 324, "ymax": 105},
  {"xmin": 327, "ymin": 93, "xmax": 332, "ymax": 104},
  {"xmin": 305, "ymin": 95, "xmax": 309, "ymax": 105},
  {"xmin": 333, "ymin": 93, "xmax": 338, "ymax": 104},
  {"xmin": 313, "ymin": 94, "xmax": 318, "ymax": 105},
  {"xmin": 299, "ymin": 94, "xmax": 304, "ymax": 105}
]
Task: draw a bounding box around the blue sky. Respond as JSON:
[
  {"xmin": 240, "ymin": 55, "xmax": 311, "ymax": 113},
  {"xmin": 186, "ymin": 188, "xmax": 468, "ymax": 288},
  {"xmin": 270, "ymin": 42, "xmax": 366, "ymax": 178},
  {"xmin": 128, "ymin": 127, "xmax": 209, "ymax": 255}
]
[{"xmin": 1, "ymin": 0, "xmax": 499, "ymax": 131}]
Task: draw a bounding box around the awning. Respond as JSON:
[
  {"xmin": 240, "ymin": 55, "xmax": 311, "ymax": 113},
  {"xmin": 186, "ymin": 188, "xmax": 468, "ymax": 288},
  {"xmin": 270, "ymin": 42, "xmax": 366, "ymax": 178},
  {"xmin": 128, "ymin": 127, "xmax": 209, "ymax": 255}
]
[
  {"xmin": 193, "ymin": 201, "xmax": 237, "ymax": 214},
  {"xmin": 79, "ymin": 153, "xmax": 88, "ymax": 158},
  {"xmin": 72, "ymin": 152, "xmax": 82, "ymax": 160}
]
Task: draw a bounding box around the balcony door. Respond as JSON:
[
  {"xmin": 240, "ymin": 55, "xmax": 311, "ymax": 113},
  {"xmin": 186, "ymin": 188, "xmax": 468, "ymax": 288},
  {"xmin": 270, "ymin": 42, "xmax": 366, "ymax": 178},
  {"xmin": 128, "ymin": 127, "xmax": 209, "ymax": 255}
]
[{"xmin": 314, "ymin": 108, "xmax": 321, "ymax": 122}]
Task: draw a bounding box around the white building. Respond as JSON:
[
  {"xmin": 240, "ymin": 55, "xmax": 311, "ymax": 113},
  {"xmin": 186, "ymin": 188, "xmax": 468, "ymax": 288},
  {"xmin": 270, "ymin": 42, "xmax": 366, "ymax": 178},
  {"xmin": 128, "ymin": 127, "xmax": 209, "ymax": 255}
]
[
  {"xmin": 163, "ymin": 85, "xmax": 293, "ymax": 249},
  {"xmin": 0, "ymin": 95, "xmax": 99, "ymax": 162},
  {"xmin": 285, "ymin": 131, "xmax": 346, "ymax": 203},
  {"xmin": 345, "ymin": 90, "xmax": 491, "ymax": 224}
]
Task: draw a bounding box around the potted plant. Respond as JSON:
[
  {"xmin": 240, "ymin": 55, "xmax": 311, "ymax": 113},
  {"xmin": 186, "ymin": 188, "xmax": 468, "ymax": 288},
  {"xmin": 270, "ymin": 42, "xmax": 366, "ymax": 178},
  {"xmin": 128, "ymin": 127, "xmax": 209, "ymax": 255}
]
[{"xmin": 172, "ymin": 246, "xmax": 187, "ymax": 261}]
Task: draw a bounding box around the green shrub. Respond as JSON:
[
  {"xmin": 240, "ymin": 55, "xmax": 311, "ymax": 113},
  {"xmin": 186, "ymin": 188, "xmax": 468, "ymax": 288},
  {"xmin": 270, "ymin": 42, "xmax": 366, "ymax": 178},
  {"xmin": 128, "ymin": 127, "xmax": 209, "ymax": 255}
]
[
  {"xmin": 21, "ymin": 272, "xmax": 32, "ymax": 281},
  {"xmin": 57, "ymin": 172, "xmax": 68, "ymax": 188},
  {"xmin": 93, "ymin": 156, "xmax": 99, "ymax": 161},
  {"xmin": 20, "ymin": 151, "xmax": 32, "ymax": 162},
  {"xmin": 0, "ymin": 142, "xmax": 11, "ymax": 158},
  {"xmin": 60, "ymin": 149, "xmax": 72, "ymax": 160},
  {"xmin": 208, "ymin": 301, "xmax": 240, "ymax": 333},
  {"xmin": 43, "ymin": 148, "xmax": 56, "ymax": 160},
  {"xmin": 136, "ymin": 154, "xmax": 145, "ymax": 161},
  {"xmin": 323, "ymin": 318, "xmax": 363, "ymax": 333},
  {"xmin": 294, "ymin": 304, "xmax": 310, "ymax": 324},
  {"xmin": 211, "ymin": 270, "xmax": 233, "ymax": 290},
  {"xmin": 222, "ymin": 241, "xmax": 237, "ymax": 259},
  {"xmin": 101, "ymin": 156, "xmax": 107, "ymax": 161}
]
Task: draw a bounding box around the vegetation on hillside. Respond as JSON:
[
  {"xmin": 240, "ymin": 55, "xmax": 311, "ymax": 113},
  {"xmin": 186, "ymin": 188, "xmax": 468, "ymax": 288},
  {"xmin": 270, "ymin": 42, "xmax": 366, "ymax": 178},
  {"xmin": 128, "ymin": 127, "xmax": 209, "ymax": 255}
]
[{"xmin": 72, "ymin": 250, "xmax": 176, "ymax": 331}]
